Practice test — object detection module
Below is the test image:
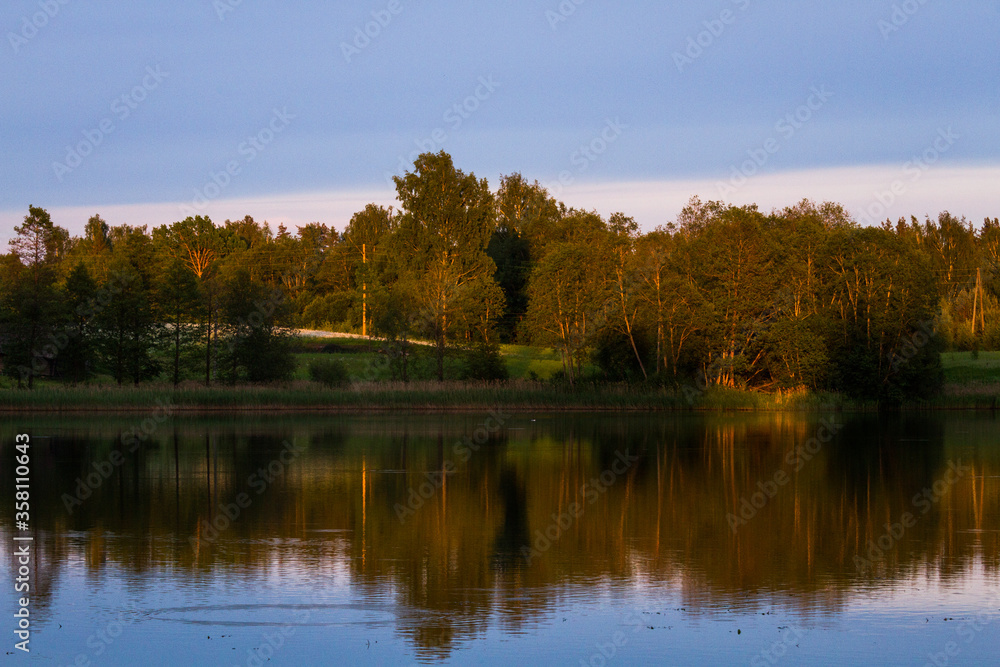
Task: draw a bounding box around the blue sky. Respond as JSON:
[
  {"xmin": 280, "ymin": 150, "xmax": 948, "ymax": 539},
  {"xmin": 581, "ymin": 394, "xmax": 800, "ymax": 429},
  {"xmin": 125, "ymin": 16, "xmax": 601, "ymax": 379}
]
[{"xmin": 2, "ymin": 0, "xmax": 998, "ymax": 242}]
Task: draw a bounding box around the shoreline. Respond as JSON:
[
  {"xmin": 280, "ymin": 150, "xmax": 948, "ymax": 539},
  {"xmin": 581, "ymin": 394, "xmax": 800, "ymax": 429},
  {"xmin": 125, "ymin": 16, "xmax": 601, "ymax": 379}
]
[{"xmin": 0, "ymin": 381, "xmax": 997, "ymax": 413}]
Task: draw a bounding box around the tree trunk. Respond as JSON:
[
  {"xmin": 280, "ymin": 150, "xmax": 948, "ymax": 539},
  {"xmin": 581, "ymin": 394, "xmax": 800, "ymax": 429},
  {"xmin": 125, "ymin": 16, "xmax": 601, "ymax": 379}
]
[
  {"xmin": 173, "ymin": 311, "xmax": 181, "ymax": 387},
  {"xmin": 27, "ymin": 322, "xmax": 37, "ymax": 389},
  {"xmin": 204, "ymin": 295, "xmax": 212, "ymax": 387}
]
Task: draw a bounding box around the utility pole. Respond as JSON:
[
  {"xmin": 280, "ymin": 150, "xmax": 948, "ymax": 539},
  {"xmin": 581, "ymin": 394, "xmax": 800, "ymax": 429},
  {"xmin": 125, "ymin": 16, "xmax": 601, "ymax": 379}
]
[
  {"xmin": 362, "ymin": 242, "xmax": 367, "ymax": 337},
  {"xmin": 972, "ymin": 268, "xmax": 978, "ymax": 336},
  {"xmin": 972, "ymin": 267, "xmax": 985, "ymax": 336},
  {"xmin": 979, "ymin": 267, "xmax": 986, "ymax": 333}
]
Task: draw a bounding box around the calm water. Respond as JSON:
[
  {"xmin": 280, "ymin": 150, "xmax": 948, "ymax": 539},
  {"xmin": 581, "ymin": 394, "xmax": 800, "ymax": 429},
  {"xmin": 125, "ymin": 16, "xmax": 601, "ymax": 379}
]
[{"xmin": 2, "ymin": 411, "xmax": 998, "ymax": 666}]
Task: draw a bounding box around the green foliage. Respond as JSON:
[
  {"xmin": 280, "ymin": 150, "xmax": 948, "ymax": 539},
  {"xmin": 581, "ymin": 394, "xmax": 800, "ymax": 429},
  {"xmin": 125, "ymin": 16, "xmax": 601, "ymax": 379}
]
[
  {"xmin": 300, "ymin": 292, "xmax": 353, "ymax": 330},
  {"xmin": 592, "ymin": 327, "xmax": 652, "ymax": 383},
  {"xmin": 392, "ymin": 151, "xmax": 504, "ymax": 379},
  {"xmin": 61, "ymin": 262, "xmax": 99, "ymax": 383},
  {"xmin": 5, "ymin": 164, "xmax": 1000, "ymax": 408},
  {"xmin": 1, "ymin": 206, "xmax": 67, "ymax": 387},
  {"xmin": 308, "ymin": 357, "xmax": 351, "ymax": 387},
  {"xmin": 460, "ymin": 341, "xmax": 509, "ymax": 381},
  {"xmin": 217, "ymin": 269, "xmax": 296, "ymax": 383}
]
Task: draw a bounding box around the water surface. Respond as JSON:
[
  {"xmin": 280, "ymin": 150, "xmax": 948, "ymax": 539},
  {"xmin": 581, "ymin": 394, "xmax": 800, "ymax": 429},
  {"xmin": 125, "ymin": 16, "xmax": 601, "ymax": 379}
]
[{"xmin": 2, "ymin": 412, "xmax": 998, "ymax": 665}]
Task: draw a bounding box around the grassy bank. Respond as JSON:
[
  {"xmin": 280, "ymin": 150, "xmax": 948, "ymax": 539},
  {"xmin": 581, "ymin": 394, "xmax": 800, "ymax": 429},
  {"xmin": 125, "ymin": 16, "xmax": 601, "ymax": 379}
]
[
  {"xmin": 0, "ymin": 380, "xmax": 904, "ymax": 413},
  {"xmin": 0, "ymin": 348, "xmax": 996, "ymax": 413},
  {"xmin": 1, "ymin": 380, "xmax": 996, "ymax": 413}
]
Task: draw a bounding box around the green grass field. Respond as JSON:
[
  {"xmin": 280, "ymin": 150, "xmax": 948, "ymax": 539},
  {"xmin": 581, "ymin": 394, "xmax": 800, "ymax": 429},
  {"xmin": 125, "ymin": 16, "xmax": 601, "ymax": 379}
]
[
  {"xmin": 941, "ymin": 350, "xmax": 1000, "ymax": 385},
  {"xmin": 293, "ymin": 336, "xmax": 570, "ymax": 382},
  {"xmin": 498, "ymin": 344, "xmax": 565, "ymax": 380}
]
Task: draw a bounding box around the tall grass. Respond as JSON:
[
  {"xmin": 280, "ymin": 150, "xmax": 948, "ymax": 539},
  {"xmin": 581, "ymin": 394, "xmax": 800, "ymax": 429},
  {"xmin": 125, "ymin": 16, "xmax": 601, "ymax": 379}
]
[
  {"xmin": 0, "ymin": 379, "xmax": 992, "ymax": 412},
  {"xmin": 0, "ymin": 380, "xmax": 847, "ymax": 412}
]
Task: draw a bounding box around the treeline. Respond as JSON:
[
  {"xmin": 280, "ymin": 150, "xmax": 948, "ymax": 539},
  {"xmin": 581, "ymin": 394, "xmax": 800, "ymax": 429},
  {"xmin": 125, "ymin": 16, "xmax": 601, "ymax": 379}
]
[{"xmin": 2, "ymin": 151, "xmax": 998, "ymax": 400}]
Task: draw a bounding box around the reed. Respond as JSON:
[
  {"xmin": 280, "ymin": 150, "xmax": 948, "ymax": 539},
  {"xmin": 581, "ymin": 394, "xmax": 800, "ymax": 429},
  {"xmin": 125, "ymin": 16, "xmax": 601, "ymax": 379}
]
[{"xmin": 0, "ymin": 378, "xmax": 992, "ymax": 412}]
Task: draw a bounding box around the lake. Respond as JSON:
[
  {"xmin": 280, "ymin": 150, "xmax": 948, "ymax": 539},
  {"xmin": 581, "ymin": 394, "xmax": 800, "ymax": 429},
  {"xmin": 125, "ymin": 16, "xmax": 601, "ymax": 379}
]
[{"xmin": 2, "ymin": 411, "xmax": 998, "ymax": 665}]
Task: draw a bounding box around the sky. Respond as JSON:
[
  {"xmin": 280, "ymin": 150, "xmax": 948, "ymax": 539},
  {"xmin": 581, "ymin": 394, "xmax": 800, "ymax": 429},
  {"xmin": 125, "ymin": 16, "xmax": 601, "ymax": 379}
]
[{"xmin": 2, "ymin": 0, "xmax": 998, "ymax": 245}]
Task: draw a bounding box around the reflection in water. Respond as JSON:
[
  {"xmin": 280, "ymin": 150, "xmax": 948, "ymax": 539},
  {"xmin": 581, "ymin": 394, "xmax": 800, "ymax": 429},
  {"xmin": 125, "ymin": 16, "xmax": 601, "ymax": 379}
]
[{"xmin": 2, "ymin": 412, "xmax": 999, "ymax": 663}]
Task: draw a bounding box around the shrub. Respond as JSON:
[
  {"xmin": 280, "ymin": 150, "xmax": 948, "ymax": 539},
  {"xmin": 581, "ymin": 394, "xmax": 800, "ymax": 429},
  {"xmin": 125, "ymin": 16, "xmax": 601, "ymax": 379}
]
[
  {"xmin": 308, "ymin": 358, "xmax": 351, "ymax": 388},
  {"xmin": 460, "ymin": 342, "xmax": 509, "ymax": 381}
]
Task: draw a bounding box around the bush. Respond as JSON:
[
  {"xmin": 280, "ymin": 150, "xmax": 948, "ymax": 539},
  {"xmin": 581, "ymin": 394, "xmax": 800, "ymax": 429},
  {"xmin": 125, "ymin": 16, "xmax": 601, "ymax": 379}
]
[
  {"xmin": 219, "ymin": 329, "xmax": 296, "ymax": 384},
  {"xmin": 592, "ymin": 328, "xmax": 651, "ymax": 383},
  {"xmin": 460, "ymin": 342, "xmax": 509, "ymax": 381},
  {"xmin": 308, "ymin": 358, "xmax": 351, "ymax": 388}
]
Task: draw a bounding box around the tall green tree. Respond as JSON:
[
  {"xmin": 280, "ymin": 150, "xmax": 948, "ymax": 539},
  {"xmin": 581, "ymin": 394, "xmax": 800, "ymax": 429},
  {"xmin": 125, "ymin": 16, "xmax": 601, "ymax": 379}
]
[
  {"xmin": 3, "ymin": 206, "xmax": 67, "ymax": 387},
  {"xmin": 605, "ymin": 213, "xmax": 648, "ymax": 380},
  {"xmin": 154, "ymin": 216, "xmax": 220, "ymax": 384},
  {"xmin": 156, "ymin": 259, "xmax": 201, "ymax": 386},
  {"xmin": 524, "ymin": 231, "xmax": 609, "ymax": 385},
  {"xmin": 217, "ymin": 269, "xmax": 295, "ymax": 383},
  {"xmin": 96, "ymin": 226, "xmax": 160, "ymax": 385},
  {"xmin": 340, "ymin": 204, "xmax": 395, "ymax": 336},
  {"xmin": 488, "ymin": 174, "xmax": 561, "ymax": 342},
  {"xmin": 681, "ymin": 202, "xmax": 779, "ymax": 387},
  {"xmin": 61, "ymin": 262, "xmax": 98, "ymax": 383},
  {"xmin": 392, "ymin": 151, "xmax": 503, "ymax": 379},
  {"xmin": 824, "ymin": 226, "xmax": 943, "ymax": 402}
]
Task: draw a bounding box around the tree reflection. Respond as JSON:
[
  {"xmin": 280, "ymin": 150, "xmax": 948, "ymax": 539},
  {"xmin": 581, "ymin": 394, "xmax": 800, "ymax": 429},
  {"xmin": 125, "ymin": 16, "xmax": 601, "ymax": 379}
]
[{"xmin": 1, "ymin": 413, "xmax": 998, "ymax": 657}]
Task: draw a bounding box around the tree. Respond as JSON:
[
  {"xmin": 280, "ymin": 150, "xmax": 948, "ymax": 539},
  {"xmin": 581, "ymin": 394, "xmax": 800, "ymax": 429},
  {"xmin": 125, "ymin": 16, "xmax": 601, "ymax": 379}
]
[
  {"xmin": 524, "ymin": 234, "xmax": 609, "ymax": 385},
  {"xmin": 341, "ymin": 204, "xmax": 395, "ymax": 336},
  {"xmin": 61, "ymin": 262, "xmax": 98, "ymax": 383},
  {"xmin": 156, "ymin": 259, "xmax": 201, "ymax": 386},
  {"xmin": 96, "ymin": 225, "xmax": 160, "ymax": 386},
  {"xmin": 75, "ymin": 214, "xmax": 113, "ymax": 281},
  {"xmin": 217, "ymin": 269, "xmax": 295, "ymax": 383},
  {"xmin": 154, "ymin": 216, "xmax": 221, "ymax": 385},
  {"xmin": 633, "ymin": 229, "xmax": 705, "ymax": 379},
  {"xmin": 605, "ymin": 213, "xmax": 647, "ymax": 380},
  {"xmin": 369, "ymin": 280, "xmax": 419, "ymax": 382},
  {"xmin": 488, "ymin": 174, "xmax": 561, "ymax": 342},
  {"xmin": 392, "ymin": 152, "xmax": 503, "ymax": 380},
  {"xmin": 824, "ymin": 226, "xmax": 943, "ymax": 402},
  {"xmin": 3, "ymin": 207, "xmax": 66, "ymax": 387},
  {"xmin": 680, "ymin": 202, "xmax": 778, "ymax": 388}
]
